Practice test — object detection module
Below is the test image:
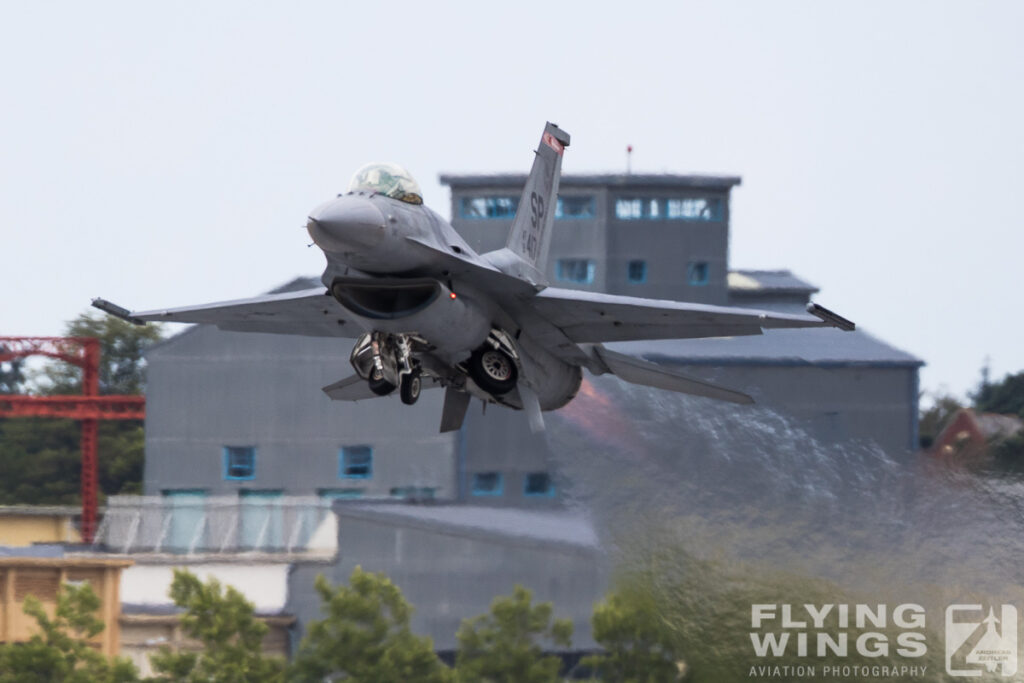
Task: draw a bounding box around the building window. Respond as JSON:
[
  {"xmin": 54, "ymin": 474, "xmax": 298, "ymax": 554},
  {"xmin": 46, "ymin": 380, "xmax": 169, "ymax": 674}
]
[
  {"xmin": 223, "ymin": 446, "xmax": 255, "ymax": 480},
  {"xmin": 615, "ymin": 198, "xmax": 643, "ymax": 220},
  {"xmin": 390, "ymin": 486, "xmax": 437, "ymax": 501},
  {"xmin": 688, "ymin": 262, "xmax": 710, "ymax": 286},
  {"xmin": 162, "ymin": 490, "xmax": 207, "ymax": 552},
  {"xmin": 615, "ymin": 198, "xmax": 663, "ymax": 220},
  {"xmin": 471, "ymin": 472, "xmax": 503, "ymax": 496},
  {"xmin": 319, "ymin": 488, "xmax": 364, "ymax": 500},
  {"xmin": 627, "ymin": 260, "xmax": 647, "ymax": 284},
  {"xmin": 239, "ymin": 489, "xmax": 283, "ymax": 551},
  {"xmin": 339, "ymin": 445, "xmax": 373, "ymax": 479},
  {"xmin": 556, "ymin": 196, "xmax": 595, "ymax": 219},
  {"xmin": 524, "ymin": 472, "xmax": 555, "ymax": 498},
  {"xmin": 667, "ymin": 197, "xmax": 722, "ymax": 221},
  {"xmin": 556, "ymin": 259, "xmax": 595, "ymax": 284},
  {"xmin": 460, "ymin": 196, "xmax": 518, "ymax": 219},
  {"xmin": 646, "ymin": 198, "xmax": 661, "ymax": 219}
]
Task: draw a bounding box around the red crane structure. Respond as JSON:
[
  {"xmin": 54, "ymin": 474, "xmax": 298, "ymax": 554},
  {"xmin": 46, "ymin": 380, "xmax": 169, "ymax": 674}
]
[{"xmin": 0, "ymin": 337, "xmax": 146, "ymax": 543}]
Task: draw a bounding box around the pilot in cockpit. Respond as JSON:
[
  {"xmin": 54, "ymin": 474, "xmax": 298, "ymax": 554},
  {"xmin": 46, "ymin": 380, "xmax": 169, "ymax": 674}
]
[{"xmin": 348, "ymin": 162, "xmax": 423, "ymax": 205}]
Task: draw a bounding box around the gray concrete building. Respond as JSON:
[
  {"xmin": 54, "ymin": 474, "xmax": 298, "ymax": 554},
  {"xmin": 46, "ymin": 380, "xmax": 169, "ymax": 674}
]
[
  {"xmin": 440, "ymin": 173, "xmax": 738, "ymax": 304},
  {"xmin": 287, "ymin": 503, "xmax": 607, "ymax": 656}
]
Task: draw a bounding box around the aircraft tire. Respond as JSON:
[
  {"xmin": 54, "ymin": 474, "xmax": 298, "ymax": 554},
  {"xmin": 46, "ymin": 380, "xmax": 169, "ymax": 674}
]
[
  {"xmin": 469, "ymin": 348, "xmax": 517, "ymax": 395},
  {"xmin": 368, "ymin": 368, "xmax": 396, "ymax": 396},
  {"xmin": 400, "ymin": 371, "xmax": 421, "ymax": 405}
]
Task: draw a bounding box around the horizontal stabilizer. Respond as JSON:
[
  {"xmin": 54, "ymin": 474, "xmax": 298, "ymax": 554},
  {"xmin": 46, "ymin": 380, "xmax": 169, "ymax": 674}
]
[
  {"xmin": 322, "ymin": 375, "xmax": 380, "ymax": 401},
  {"xmin": 594, "ymin": 346, "xmax": 753, "ymax": 405}
]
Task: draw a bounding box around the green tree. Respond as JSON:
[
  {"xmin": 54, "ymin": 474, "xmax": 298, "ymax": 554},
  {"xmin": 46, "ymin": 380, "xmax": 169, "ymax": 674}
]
[
  {"xmin": 0, "ymin": 311, "xmax": 159, "ymax": 505},
  {"xmin": 40, "ymin": 311, "xmax": 163, "ymax": 396},
  {"xmin": 148, "ymin": 570, "xmax": 286, "ymax": 683},
  {"xmin": 290, "ymin": 568, "xmax": 450, "ymax": 683},
  {"xmin": 0, "ymin": 418, "xmax": 81, "ymax": 504},
  {"xmin": 0, "ymin": 581, "xmax": 140, "ymax": 683},
  {"xmin": 992, "ymin": 431, "xmax": 1024, "ymax": 463},
  {"xmin": 582, "ymin": 588, "xmax": 684, "ymax": 682},
  {"xmin": 0, "ymin": 344, "xmax": 26, "ymax": 394},
  {"xmin": 454, "ymin": 585, "xmax": 572, "ymax": 683},
  {"xmin": 972, "ymin": 370, "xmax": 1024, "ymax": 418}
]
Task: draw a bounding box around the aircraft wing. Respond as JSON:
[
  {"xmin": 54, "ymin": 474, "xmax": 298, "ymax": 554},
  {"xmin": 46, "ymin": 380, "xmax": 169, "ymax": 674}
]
[
  {"xmin": 92, "ymin": 288, "xmax": 364, "ymax": 338},
  {"xmin": 530, "ymin": 288, "xmax": 854, "ymax": 344}
]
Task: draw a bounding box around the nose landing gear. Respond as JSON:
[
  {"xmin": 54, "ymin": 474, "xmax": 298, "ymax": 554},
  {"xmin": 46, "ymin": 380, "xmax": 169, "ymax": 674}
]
[
  {"xmin": 351, "ymin": 332, "xmax": 424, "ymax": 401},
  {"xmin": 400, "ymin": 370, "xmax": 422, "ymax": 405}
]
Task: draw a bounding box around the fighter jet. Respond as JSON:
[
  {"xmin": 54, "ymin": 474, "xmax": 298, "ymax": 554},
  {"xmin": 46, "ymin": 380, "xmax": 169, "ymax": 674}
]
[{"xmin": 94, "ymin": 122, "xmax": 854, "ymax": 433}]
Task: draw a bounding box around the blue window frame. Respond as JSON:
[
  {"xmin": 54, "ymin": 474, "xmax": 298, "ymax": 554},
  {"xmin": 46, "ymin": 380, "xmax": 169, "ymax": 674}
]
[
  {"xmin": 239, "ymin": 489, "xmax": 283, "ymax": 551},
  {"xmin": 615, "ymin": 198, "xmax": 644, "ymax": 220},
  {"xmin": 688, "ymin": 262, "xmax": 710, "ymax": 286},
  {"xmin": 471, "ymin": 472, "xmax": 503, "ymax": 496},
  {"xmin": 627, "ymin": 260, "xmax": 647, "ymax": 284},
  {"xmin": 556, "ymin": 259, "xmax": 595, "ymax": 284},
  {"xmin": 667, "ymin": 197, "xmax": 722, "ymax": 221},
  {"xmin": 339, "ymin": 445, "xmax": 373, "ymax": 479},
  {"xmin": 223, "ymin": 446, "xmax": 255, "ymax": 480},
  {"xmin": 524, "ymin": 472, "xmax": 555, "ymax": 498},
  {"xmin": 556, "ymin": 196, "xmax": 595, "ymax": 219},
  {"xmin": 460, "ymin": 196, "xmax": 519, "ymax": 219},
  {"xmin": 162, "ymin": 489, "xmax": 207, "ymax": 552},
  {"xmin": 615, "ymin": 198, "xmax": 662, "ymax": 220}
]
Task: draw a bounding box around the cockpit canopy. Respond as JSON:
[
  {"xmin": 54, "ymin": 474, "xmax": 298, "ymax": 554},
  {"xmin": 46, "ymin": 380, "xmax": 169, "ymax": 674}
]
[{"xmin": 347, "ymin": 163, "xmax": 423, "ymax": 205}]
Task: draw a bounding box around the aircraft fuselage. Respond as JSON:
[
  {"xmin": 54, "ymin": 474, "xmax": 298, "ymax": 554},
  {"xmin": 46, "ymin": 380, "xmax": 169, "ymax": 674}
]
[{"xmin": 305, "ymin": 190, "xmax": 582, "ymax": 413}]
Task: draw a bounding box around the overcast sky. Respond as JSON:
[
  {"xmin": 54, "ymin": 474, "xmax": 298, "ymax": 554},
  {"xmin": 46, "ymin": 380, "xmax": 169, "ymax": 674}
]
[{"xmin": 2, "ymin": 1, "xmax": 1021, "ymax": 403}]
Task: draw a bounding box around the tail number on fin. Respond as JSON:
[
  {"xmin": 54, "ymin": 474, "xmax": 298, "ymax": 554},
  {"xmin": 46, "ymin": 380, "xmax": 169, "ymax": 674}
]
[{"xmin": 523, "ymin": 191, "xmax": 545, "ymax": 260}]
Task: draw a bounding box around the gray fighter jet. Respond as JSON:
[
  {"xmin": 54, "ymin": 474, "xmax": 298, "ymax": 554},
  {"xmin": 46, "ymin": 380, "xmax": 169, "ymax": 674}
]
[{"xmin": 94, "ymin": 122, "xmax": 854, "ymax": 433}]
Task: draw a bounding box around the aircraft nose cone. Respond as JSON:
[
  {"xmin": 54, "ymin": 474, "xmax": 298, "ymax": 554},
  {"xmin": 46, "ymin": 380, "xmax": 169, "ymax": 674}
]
[{"xmin": 307, "ymin": 195, "xmax": 387, "ymax": 252}]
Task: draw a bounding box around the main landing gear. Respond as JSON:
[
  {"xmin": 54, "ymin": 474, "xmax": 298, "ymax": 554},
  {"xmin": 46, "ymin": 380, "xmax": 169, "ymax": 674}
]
[
  {"xmin": 468, "ymin": 347, "xmax": 517, "ymax": 395},
  {"xmin": 349, "ymin": 328, "xmax": 521, "ymax": 406}
]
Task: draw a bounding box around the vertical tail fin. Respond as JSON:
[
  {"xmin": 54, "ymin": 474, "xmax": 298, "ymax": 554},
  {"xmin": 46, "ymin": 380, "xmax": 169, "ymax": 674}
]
[{"xmin": 489, "ymin": 122, "xmax": 570, "ymax": 286}]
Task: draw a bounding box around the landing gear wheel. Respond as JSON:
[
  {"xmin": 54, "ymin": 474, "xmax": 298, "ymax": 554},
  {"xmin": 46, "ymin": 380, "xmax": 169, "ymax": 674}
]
[
  {"xmin": 368, "ymin": 367, "xmax": 395, "ymax": 396},
  {"xmin": 400, "ymin": 371, "xmax": 422, "ymax": 405},
  {"xmin": 469, "ymin": 348, "xmax": 518, "ymax": 395}
]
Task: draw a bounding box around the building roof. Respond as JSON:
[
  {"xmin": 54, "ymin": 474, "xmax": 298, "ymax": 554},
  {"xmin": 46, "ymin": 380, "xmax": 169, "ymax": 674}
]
[
  {"xmin": 968, "ymin": 410, "xmax": 1024, "ymax": 441},
  {"xmin": 610, "ymin": 327, "xmax": 923, "ymax": 368},
  {"xmin": 729, "ymin": 270, "xmax": 820, "ymax": 295},
  {"xmin": 439, "ymin": 173, "xmax": 742, "ymax": 191},
  {"xmin": 0, "ymin": 544, "xmax": 66, "ymax": 558},
  {"xmin": 334, "ymin": 502, "xmax": 600, "ymax": 551},
  {"xmin": 0, "ymin": 505, "xmax": 81, "ymax": 517},
  {"xmin": 0, "ymin": 555, "xmax": 132, "ymax": 568}
]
